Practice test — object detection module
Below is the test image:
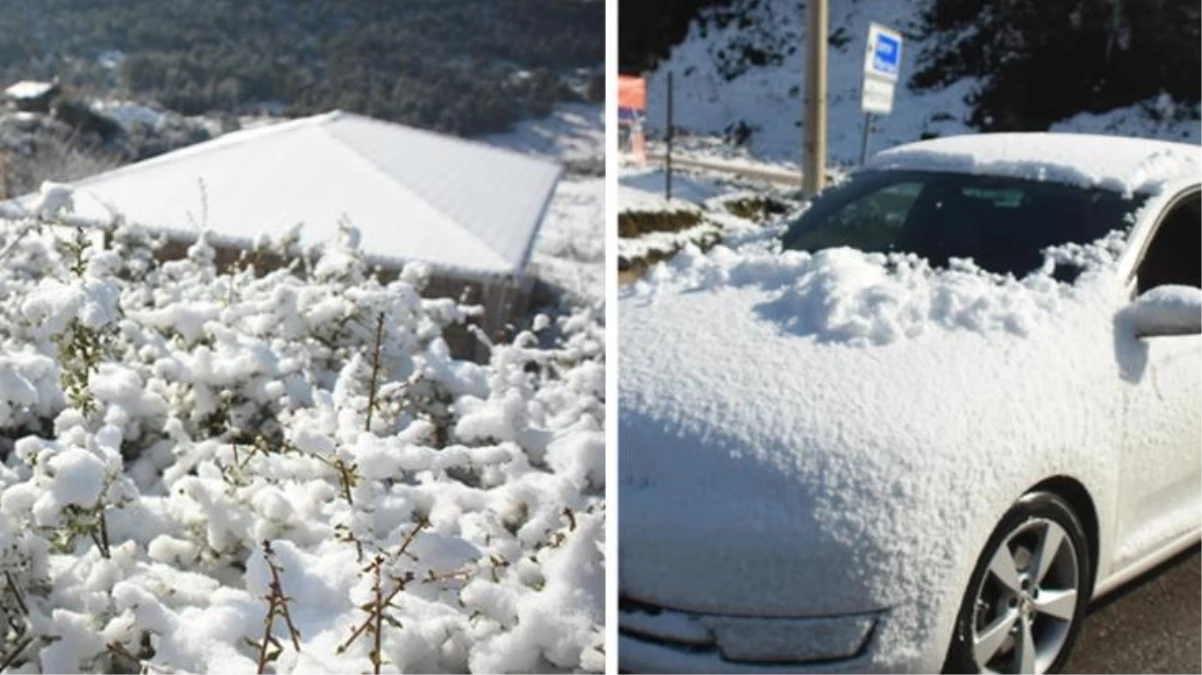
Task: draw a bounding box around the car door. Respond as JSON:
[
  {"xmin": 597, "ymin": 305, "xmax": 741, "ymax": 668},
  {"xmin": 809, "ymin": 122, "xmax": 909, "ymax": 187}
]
[{"xmin": 1112, "ymin": 187, "xmax": 1202, "ymax": 571}]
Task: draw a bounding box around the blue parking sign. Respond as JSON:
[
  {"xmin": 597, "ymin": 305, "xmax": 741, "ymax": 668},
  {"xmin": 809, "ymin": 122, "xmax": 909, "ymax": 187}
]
[
  {"xmin": 873, "ymin": 33, "xmax": 901, "ymax": 76},
  {"xmin": 863, "ymin": 23, "xmax": 903, "ymax": 114}
]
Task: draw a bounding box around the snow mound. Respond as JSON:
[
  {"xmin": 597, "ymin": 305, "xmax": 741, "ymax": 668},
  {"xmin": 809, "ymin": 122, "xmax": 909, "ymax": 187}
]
[{"xmin": 627, "ymin": 225, "xmax": 1126, "ymax": 348}]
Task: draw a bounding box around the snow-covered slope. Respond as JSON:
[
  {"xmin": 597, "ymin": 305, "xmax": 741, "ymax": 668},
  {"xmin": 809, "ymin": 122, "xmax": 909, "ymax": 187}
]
[
  {"xmin": 644, "ymin": 0, "xmax": 974, "ymax": 164},
  {"xmin": 643, "ymin": 0, "xmax": 1201, "ymax": 165},
  {"xmin": 486, "ymin": 103, "xmax": 606, "ymax": 304},
  {"xmin": 530, "ymin": 177, "xmax": 606, "ymax": 303},
  {"xmin": 484, "ymin": 103, "xmax": 604, "ymax": 174}
]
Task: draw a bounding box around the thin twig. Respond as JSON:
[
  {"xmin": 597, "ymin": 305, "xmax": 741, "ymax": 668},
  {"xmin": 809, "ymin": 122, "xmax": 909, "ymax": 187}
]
[
  {"xmin": 365, "ymin": 312, "xmax": 385, "ymax": 432},
  {"xmin": 256, "ymin": 542, "xmax": 302, "ymax": 673},
  {"xmin": 372, "ymin": 562, "xmax": 384, "ymax": 675},
  {"xmin": 4, "ymin": 572, "xmax": 27, "ymax": 615},
  {"xmin": 335, "ymin": 459, "xmax": 355, "ymax": 506},
  {"xmin": 0, "ymin": 636, "xmax": 32, "ymax": 671}
]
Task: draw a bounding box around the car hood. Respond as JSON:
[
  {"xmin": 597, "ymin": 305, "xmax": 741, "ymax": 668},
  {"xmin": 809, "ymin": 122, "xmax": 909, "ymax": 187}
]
[{"xmin": 619, "ymin": 247, "xmax": 1125, "ymax": 663}]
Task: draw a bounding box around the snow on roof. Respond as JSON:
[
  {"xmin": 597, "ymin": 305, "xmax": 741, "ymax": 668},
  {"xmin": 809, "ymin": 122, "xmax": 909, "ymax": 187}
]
[
  {"xmin": 868, "ymin": 133, "xmax": 1201, "ymax": 196},
  {"xmin": 5, "ymin": 80, "xmax": 57, "ymax": 100},
  {"xmin": 17, "ymin": 111, "xmax": 562, "ymax": 277}
]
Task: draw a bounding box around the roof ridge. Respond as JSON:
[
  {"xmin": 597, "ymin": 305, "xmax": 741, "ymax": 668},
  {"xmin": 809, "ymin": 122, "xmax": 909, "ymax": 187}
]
[
  {"xmin": 326, "ymin": 110, "xmax": 563, "ymax": 172},
  {"xmin": 322, "ymin": 114, "xmax": 562, "ymax": 268},
  {"xmin": 313, "ymin": 123, "xmax": 513, "ymax": 272},
  {"xmin": 69, "ymin": 113, "xmax": 333, "ymax": 191}
]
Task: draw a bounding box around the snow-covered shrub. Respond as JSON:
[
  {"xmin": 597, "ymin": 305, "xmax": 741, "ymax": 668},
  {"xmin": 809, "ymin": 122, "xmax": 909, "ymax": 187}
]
[{"xmin": 0, "ymin": 184, "xmax": 605, "ymax": 673}]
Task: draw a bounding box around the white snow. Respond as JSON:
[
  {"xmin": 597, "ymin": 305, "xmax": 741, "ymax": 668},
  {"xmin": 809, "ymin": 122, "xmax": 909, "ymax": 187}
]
[
  {"xmin": 9, "ymin": 111, "xmax": 563, "ymax": 278},
  {"xmin": 868, "ymin": 133, "xmax": 1202, "ymax": 196},
  {"xmin": 642, "ymin": 0, "xmax": 979, "ymax": 163},
  {"xmin": 30, "ymin": 181, "xmax": 76, "ymax": 219},
  {"xmin": 620, "ymin": 170, "xmax": 720, "ymax": 212},
  {"xmin": 5, "ymin": 81, "xmax": 56, "ymax": 100},
  {"xmin": 1050, "ymin": 94, "xmax": 1201, "ymax": 145},
  {"xmin": 88, "ymin": 100, "xmax": 169, "ymax": 130},
  {"xmin": 618, "ymin": 166, "xmax": 799, "ymax": 271},
  {"xmin": 1119, "ymin": 284, "xmax": 1202, "ymax": 336},
  {"xmin": 639, "ymin": 0, "xmax": 1201, "ymax": 166},
  {"xmin": 0, "ymin": 181, "xmax": 605, "ymax": 673},
  {"xmin": 528, "ymin": 177, "xmax": 606, "ymax": 303},
  {"xmin": 484, "ymin": 103, "xmax": 604, "ymax": 168},
  {"xmin": 619, "ymin": 193, "xmax": 1196, "ymax": 671},
  {"xmin": 488, "ymin": 103, "xmax": 606, "ymax": 304}
]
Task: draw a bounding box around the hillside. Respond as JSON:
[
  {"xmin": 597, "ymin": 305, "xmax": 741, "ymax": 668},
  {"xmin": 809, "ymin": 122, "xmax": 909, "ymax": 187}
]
[
  {"xmin": 635, "ymin": 0, "xmax": 1200, "ymax": 165},
  {"xmin": 640, "ymin": 1, "xmax": 978, "ymax": 163},
  {"xmin": 0, "ymin": 0, "xmax": 604, "ymax": 136}
]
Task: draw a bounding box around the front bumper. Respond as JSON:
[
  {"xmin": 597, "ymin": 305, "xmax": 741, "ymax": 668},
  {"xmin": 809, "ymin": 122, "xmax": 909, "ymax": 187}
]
[{"xmin": 618, "ymin": 595, "xmax": 883, "ymax": 674}]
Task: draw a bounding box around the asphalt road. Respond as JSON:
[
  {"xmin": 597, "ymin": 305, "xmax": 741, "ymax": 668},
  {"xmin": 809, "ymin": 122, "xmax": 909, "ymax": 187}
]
[{"xmin": 1064, "ymin": 545, "xmax": 1200, "ymax": 674}]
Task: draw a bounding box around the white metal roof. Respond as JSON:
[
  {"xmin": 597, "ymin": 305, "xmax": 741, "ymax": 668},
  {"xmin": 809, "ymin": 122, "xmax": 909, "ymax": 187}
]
[
  {"xmin": 16, "ymin": 111, "xmax": 562, "ymax": 276},
  {"xmin": 868, "ymin": 132, "xmax": 1201, "ymax": 195}
]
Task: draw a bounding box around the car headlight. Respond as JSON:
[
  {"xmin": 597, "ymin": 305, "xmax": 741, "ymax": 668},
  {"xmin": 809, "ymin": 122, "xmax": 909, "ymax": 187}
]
[
  {"xmin": 620, "ymin": 595, "xmax": 878, "ymax": 664},
  {"xmin": 700, "ymin": 613, "xmax": 877, "ymax": 663}
]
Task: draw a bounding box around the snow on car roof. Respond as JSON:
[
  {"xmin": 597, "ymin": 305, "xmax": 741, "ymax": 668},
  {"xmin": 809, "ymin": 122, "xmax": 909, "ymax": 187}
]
[{"xmin": 867, "ymin": 133, "xmax": 1201, "ymax": 196}]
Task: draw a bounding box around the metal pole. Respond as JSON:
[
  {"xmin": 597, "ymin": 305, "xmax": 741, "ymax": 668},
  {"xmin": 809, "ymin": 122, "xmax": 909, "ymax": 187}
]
[
  {"xmin": 665, "ymin": 71, "xmax": 674, "ymax": 202},
  {"xmin": 859, "ymin": 113, "xmax": 873, "ymax": 165},
  {"xmin": 802, "ymin": 0, "xmax": 828, "ymax": 197}
]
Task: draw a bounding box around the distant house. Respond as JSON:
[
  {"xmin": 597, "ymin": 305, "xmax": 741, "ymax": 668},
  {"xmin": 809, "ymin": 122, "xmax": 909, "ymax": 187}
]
[
  {"xmin": 5, "ymin": 110, "xmax": 562, "ymax": 353},
  {"xmin": 4, "ymin": 79, "xmax": 61, "ymax": 113}
]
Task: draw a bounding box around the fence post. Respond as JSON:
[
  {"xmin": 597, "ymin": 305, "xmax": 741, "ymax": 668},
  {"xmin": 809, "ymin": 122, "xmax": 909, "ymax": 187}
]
[{"xmin": 665, "ymin": 71, "xmax": 674, "ymax": 202}]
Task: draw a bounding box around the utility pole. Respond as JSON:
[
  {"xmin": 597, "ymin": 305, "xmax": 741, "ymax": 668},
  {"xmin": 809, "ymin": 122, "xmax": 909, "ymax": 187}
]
[{"xmin": 802, "ymin": 0, "xmax": 828, "ymax": 197}]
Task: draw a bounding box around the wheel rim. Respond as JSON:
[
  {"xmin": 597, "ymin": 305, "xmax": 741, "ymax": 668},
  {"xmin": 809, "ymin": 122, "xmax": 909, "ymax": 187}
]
[{"xmin": 970, "ymin": 518, "xmax": 1080, "ymax": 674}]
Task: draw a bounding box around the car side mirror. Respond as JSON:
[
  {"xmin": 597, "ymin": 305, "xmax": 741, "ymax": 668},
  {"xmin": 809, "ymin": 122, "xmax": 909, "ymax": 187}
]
[{"xmin": 1120, "ymin": 285, "xmax": 1202, "ymax": 338}]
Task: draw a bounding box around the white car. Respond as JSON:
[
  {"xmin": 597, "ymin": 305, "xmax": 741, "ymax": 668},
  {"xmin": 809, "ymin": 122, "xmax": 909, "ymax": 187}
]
[{"xmin": 618, "ymin": 134, "xmax": 1201, "ymax": 674}]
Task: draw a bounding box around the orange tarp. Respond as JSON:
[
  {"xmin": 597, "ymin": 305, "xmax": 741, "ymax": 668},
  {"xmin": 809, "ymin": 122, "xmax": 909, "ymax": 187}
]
[{"xmin": 618, "ymin": 75, "xmax": 646, "ymax": 111}]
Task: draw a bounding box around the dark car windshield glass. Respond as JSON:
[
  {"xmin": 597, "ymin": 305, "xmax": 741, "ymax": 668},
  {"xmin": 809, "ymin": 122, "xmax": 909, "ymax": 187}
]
[{"xmin": 780, "ymin": 170, "xmax": 1146, "ymax": 277}]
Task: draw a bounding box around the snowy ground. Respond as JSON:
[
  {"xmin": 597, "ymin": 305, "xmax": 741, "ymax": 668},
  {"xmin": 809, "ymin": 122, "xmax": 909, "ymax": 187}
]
[
  {"xmin": 484, "ymin": 103, "xmax": 604, "ymax": 174},
  {"xmin": 0, "ymin": 170, "xmax": 605, "ymax": 672},
  {"xmin": 618, "ymin": 163, "xmax": 802, "ymax": 279},
  {"xmin": 487, "ymin": 103, "xmax": 606, "ymax": 306},
  {"xmin": 528, "ymin": 178, "xmax": 605, "ymax": 304}
]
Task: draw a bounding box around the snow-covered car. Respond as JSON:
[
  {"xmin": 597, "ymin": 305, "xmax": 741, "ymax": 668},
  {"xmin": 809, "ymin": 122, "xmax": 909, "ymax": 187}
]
[{"xmin": 618, "ymin": 134, "xmax": 1201, "ymax": 674}]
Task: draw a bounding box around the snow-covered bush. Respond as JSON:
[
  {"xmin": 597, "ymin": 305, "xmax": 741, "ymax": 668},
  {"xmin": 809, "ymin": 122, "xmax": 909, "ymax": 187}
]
[{"xmin": 0, "ymin": 185, "xmax": 605, "ymax": 673}]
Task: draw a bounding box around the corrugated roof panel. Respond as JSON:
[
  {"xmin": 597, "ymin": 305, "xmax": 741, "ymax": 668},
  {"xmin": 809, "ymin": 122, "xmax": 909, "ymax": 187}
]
[
  {"xmin": 10, "ymin": 111, "xmax": 560, "ymax": 276},
  {"xmin": 322, "ymin": 112, "xmax": 562, "ymax": 270}
]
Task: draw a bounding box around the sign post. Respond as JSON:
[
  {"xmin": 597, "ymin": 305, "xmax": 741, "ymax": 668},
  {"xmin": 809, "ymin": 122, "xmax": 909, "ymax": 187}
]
[
  {"xmin": 618, "ymin": 75, "xmax": 647, "ymax": 166},
  {"xmin": 860, "ymin": 22, "xmax": 903, "ymax": 164}
]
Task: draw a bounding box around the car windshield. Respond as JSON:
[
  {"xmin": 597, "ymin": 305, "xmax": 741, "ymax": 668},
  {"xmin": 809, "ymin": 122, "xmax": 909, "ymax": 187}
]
[{"xmin": 780, "ymin": 170, "xmax": 1147, "ymax": 277}]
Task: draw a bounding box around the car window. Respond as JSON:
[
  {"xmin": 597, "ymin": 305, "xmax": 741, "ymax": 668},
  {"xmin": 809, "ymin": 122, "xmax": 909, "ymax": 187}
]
[
  {"xmin": 1136, "ymin": 193, "xmax": 1201, "ymax": 294},
  {"xmin": 788, "ymin": 182, "xmax": 923, "ymax": 253},
  {"xmin": 781, "ymin": 170, "xmax": 1147, "ymax": 278}
]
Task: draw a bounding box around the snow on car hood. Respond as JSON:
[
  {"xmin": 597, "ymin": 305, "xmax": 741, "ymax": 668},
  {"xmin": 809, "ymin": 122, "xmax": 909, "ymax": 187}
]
[{"xmin": 619, "ymin": 236, "xmax": 1129, "ymax": 669}]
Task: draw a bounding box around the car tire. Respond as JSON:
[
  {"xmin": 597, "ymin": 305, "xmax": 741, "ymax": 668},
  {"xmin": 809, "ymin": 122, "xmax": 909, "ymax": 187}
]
[{"xmin": 944, "ymin": 492, "xmax": 1092, "ymax": 674}]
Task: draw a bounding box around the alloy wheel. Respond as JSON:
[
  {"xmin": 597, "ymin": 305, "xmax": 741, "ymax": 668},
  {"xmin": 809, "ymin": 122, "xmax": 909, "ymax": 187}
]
[{"xmin": 970, "ymin": 518, "xmax": 1080, "ymax": 674}]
